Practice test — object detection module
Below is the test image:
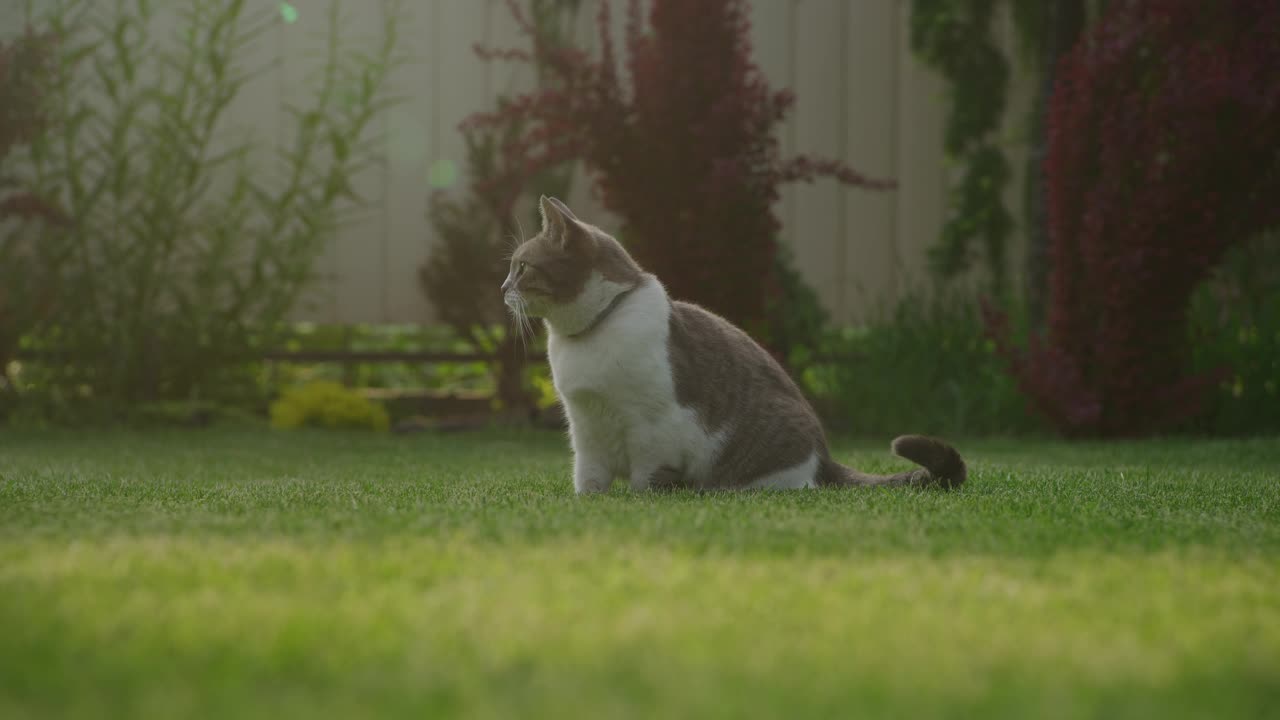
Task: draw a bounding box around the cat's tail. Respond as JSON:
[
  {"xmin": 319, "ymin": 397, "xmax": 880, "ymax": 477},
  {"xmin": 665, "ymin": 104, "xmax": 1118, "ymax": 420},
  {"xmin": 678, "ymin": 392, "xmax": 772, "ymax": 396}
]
[{"xmin": 823, "ymin": 435, "xmax": 966, "ymax": 490}]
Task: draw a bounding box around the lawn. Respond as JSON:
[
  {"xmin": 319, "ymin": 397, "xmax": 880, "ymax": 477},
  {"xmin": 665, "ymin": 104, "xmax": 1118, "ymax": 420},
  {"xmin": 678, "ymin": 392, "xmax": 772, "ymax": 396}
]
[{"xmin": 1, "ymin": 428, "xmax": 1278, "ymax": 719}]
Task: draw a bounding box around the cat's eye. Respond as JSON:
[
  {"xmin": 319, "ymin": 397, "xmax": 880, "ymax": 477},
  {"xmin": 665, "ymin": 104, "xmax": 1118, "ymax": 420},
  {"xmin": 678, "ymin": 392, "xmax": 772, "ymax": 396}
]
[{"xmin": 518, "ymin": 261, "xmax": 528, "ymax": 273}]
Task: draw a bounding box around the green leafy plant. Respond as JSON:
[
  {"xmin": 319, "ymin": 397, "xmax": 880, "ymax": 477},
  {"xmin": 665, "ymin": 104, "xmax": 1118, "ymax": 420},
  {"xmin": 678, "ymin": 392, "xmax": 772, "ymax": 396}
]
[
  {"xmin": 803, "ymin": 287, "xmax": 1035, "ymax": 437},
  {"xmin": 772, "ymin": 241, "xmax": 831, "ymax": 370},
  {"xmin": 269, "ymin": 380, "xmax": 389, "ymax": 432},
  {"xmin": 419, "ymin": 123, "xmax": 563, "ymax": 411},
  {"xmin": 909, "ymin": 0, "xmax": 1089, "ymax": 303},
  {"xmin": 12, "ymin": 0, "xmax": 400, "ymax": 416},
  {"xmin": 1186, "ymin": 232, "xmax": 1280, "ymax": 435},
  {"xmin": 909, "ymin": 0, "xmax": 1013, "ymax": 292}
]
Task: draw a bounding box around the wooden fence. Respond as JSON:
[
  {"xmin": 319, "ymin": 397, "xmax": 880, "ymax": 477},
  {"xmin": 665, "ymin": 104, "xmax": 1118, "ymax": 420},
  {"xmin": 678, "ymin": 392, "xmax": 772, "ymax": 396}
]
[{"xmin": 2, "ymin": 0, "xmax": 1035, "ymax": 326}]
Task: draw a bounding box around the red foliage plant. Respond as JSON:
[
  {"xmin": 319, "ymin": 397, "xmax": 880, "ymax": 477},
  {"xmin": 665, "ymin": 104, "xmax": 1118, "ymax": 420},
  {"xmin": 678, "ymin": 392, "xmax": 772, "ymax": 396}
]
[
  {"xmin": 0, "ymin": 27, "xmax": 64, "ymax": 225},
  {"xmin": 466, "ymin": 0, "xmax": 891, "ymax": 342},
  {"xmin": 984, "ymin": 0, "xmax": 1280, "ymax": 436},
  {"xmin": 1, "ymin": 27, "xmax": 66, "ymax": 381}
]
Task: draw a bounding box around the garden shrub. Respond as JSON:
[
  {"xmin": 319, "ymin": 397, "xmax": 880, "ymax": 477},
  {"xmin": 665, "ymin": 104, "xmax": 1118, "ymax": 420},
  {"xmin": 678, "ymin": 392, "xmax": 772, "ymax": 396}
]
[
  {"xmin": 1185, "ymin": 232, "xmax": 1280, "ymax": 435},
  {"xmin": 985, "ymin": 0, "xmax": 1280, "ymax": 437},
  {"xmin": 0, "ymin": 26, "xmax": 66, "ymax": 419},
  {"xmin": 10, "ymin": 0, "xmax": 399, "ymax": 416},
  {"xmin": 420, "ymin": 1, "xmax": 583, "ymax": 413},
  {"xmin": 465, "ymin": 0, "xmax": 891, "ymax": 356},
  {"xmin": 269, "ymin": 381, "xmax": 390, "ymax": 432},
  {"xmin": 0, "ymin": 26, "xmax": 62, "ymax": 225},
  {"xmin": 804, "ymin": 287, "xmax": 1035, "ymax": 437},
  {"xmin": 770, "ymin": 240, "xmax": 832, "ymax": 370}
]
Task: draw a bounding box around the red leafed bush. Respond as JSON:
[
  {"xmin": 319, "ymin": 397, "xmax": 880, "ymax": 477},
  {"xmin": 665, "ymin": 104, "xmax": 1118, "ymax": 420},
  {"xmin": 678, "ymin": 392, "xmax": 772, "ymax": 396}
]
[
  {"xmin": 1, "ymin": 27, "xmax": 66, "ymax": 393},
  {"xmin": 0, "ymin": 26, "xmax": 64, "ymax": 225},
  {"xmin": 985, "ymin": 0, "xmax": 1280, "ymax": 437},
  {"xmin": 468, "ymin": 0, "xmax": 891, "ymax": 343}
]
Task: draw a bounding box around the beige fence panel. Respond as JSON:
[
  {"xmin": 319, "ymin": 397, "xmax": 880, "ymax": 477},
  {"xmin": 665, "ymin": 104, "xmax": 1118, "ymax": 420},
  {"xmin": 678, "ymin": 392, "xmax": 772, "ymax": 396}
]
[{"xmin": 0, "ymin": 1, "xmax": 24, "ymax": 36}]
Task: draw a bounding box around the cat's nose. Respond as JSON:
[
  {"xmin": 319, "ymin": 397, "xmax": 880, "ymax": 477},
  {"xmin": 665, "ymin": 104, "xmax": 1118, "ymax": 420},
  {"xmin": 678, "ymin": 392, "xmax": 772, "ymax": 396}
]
[{"xmin": 500, "ymin": 277, "xmax": 514, "ymax": 295}]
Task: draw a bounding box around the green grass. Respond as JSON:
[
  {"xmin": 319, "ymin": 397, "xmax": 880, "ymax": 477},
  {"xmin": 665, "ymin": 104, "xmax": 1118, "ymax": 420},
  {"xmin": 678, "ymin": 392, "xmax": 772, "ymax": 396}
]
[{"xmin": 1, "ymin": 428, "xmax": 1278, "ymax": 719}]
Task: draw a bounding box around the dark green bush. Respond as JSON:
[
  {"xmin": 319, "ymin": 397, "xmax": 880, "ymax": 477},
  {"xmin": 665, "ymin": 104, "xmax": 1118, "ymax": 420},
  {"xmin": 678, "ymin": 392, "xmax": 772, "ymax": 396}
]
[
  {"xmin": 769, "ymin": 241, "xmax": 830, "ymax": 370},
  {"xmin": 419, "ymin": 0, "xmax": 581, "ymax": 413},
  {"xmin": 811, "ymin": 230, "xmax": 1280, "ymax": 440},
  {"xmin": 1, "ymin": 27, "xmax": 66, "ymax": 421},
  {"xmin": 802, "ymin": 287, "xmax": 1037, "ymax": 437},
  {"xmin": 1186, "ymin": 232, "xmax": 1280, "ymax": 436}
]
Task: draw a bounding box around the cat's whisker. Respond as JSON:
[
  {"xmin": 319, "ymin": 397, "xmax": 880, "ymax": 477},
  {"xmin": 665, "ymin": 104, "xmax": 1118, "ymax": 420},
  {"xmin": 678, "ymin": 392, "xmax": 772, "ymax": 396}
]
[
  {"xmin": 507, "ymin": 300, "xmax": 520, "ymax": 346},
  {"xmin": 504, "ymin": 217, "xmax": 528, "ymax": 256},
  {"xmin": 505, "ymin": 293, "xmax": 531, "ymax": 356},
  {"xmin": 502, "ymin": 244, "xmax": 518, "ymax": 263},
  {"xmin": 516, "ymin": 297, "xmax": 534, "ymax": 352},
  {"xmin": 513, "ymin": 214, "xmax": 527, "ymax": 247}
]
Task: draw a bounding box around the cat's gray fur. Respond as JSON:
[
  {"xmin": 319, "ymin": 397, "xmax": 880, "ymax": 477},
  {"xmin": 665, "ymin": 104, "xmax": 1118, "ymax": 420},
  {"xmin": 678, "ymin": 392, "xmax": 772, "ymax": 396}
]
[{"xmin": 503, "ymin": 196, "xmax": 966, "ymax": 492}]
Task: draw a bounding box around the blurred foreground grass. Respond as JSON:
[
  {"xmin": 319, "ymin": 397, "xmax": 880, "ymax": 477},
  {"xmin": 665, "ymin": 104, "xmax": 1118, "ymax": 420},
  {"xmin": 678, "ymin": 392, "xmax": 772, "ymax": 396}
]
[{"xmin": 1, "ymin": 429, "xmax": 1278, "ymax": 719}]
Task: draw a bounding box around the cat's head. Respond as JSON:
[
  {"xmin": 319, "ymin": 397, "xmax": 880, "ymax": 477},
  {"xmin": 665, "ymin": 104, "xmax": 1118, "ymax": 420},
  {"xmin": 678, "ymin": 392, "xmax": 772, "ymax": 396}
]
[{"xmin": 502, "ymin": 196, "xmax": 643, "ymax": 336}]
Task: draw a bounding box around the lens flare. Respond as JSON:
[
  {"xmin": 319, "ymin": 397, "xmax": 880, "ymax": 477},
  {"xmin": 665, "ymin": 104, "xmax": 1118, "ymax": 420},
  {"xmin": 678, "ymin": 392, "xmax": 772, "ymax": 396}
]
[{"xmin": 428, "ymin": 159, "xmax": 459, "ymax": 189}]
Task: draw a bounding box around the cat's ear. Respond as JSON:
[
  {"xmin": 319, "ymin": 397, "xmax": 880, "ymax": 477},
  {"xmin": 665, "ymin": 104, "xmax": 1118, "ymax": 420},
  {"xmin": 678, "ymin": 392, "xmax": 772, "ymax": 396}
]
[
  {"xmin": 538, "ymin": 195, "xmax": 566, "ymax": 237},
  {"xmin": 539, "ymin": 195, "xmax": 589, "ymax": 252},
  {"xmin": 546, "ymin": 196, "xmax": 579, "ymax": 221}
]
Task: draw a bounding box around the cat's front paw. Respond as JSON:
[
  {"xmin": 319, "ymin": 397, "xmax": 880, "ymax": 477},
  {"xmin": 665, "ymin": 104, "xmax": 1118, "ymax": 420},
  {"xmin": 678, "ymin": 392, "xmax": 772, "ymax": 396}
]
[
  {"xmin": 572, "ymin": 455, "xmax": 613, "ymax": 495},
  {"xmin": 573, "ymin": 476, "xmax": 611, "ymax": 491}
]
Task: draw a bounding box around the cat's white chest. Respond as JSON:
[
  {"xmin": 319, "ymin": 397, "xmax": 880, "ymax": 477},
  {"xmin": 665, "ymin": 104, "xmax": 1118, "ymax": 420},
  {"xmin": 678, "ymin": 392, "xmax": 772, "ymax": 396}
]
[
  {"xmin": 547, "ymin": 280, "xmax": 716, "ymax": 487},
  {"xmin": 548, "ymin": 284, "xmax": 673, "ymax": 423}
]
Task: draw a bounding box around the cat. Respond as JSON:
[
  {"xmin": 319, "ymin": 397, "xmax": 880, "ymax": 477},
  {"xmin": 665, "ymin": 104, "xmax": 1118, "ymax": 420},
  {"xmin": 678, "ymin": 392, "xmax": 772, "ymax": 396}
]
[{"xmin": 502, "ymin": 195, "xmax": 967, "ymax": 494}]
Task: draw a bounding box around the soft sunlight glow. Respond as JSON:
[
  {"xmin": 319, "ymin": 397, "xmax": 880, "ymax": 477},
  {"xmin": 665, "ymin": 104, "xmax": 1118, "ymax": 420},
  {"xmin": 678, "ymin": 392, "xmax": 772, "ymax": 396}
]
[
  {"xmin": 279, "ymin": 3, "xmax": 299, "ymax": 24},
  {"xmin": 428, "ymin": 159, "xmax": 459, "ymax": 189}
]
